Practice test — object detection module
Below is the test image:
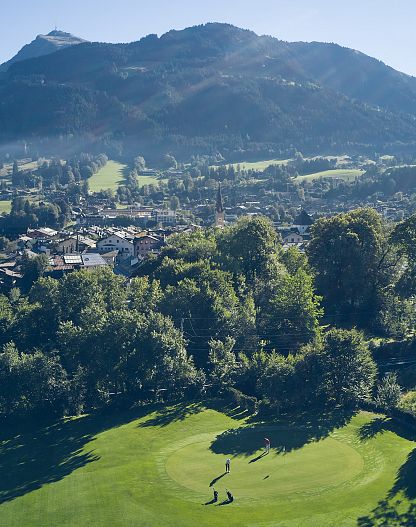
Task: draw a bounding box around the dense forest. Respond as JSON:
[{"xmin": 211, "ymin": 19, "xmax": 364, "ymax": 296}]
[
  {"xmin": 3, "ymin": 24, "xmax": 416, "ymax": 160},
  {"xmin": 1, "ymin": 211, "xmax": 415, "ymax": 420}
]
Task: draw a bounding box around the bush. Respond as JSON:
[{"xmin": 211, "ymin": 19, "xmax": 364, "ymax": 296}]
[
  {"xmin": 399, "ymin": 391, "xmax": 416, "ymax": 415},
  {"xmin": 375, "ymin": 373, "xmax": 402, "ymax": 410},
  {"xmin": 224, "ymin": 387, "xmax": 258, "ymax": 414}
]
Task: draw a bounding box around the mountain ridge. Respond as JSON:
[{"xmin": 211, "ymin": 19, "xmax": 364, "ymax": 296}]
[
  {"xmin": 0, "ymin": 30, "xmax": 87, "ymax": 72},
  {"xmin": 1, "ymin": 23, "xmax": 416, "ymax": 160}
]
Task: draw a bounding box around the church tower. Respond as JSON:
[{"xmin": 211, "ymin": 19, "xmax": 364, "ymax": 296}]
[{"xmin": 215, "ymin": 183, "xmax": 225, "ymax": 228}]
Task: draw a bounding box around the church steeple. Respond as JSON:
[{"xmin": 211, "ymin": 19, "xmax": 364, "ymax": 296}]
[{"xmin": 215, "ymin": 183, "xmax": 225, "ymax": 228}]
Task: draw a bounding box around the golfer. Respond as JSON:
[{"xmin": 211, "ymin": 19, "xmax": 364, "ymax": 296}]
[
  {"xmin": 225, "ymin": 458, "xmax": 231, "ymax": 473},
  {"xmin": 264, "ymin": 437, "xmax": 271, "ymax": 453}
]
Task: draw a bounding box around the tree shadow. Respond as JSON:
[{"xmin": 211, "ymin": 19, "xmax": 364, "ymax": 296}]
[
  {"xmin": 138, "ymin": 401, "xmax": 205, "ymax": 428},
  {"xmin": 0, "ymin": 405, "xmax": 151, "ymax": 505},
  {"xmin": 357, "ymin": 423, "xmax": 416, "ymax": 526},
  {"xmin": 358, "ymin": 417, "xmax": 389, "ymax": 442},
  {"xmin": 388, "ymin": 448, "xmax": 416, "ymax": 501},
  {"xmin": 205, "ymin": 400, "xmax": 254, "ymax": 420},
  {"xmin": 358, "ymin": 416, "xmax": 416, "ymax": 443},
  {"xmin": 357, "ymin": 499, "xmax": 416, "ymax": 526},
  {"xmin": 138, "ymin": 399, "xmax": 253, "ymax": 429},
  {"xmin": 210, "ymin": 406, "xmax": 356, "ymax": 457}
]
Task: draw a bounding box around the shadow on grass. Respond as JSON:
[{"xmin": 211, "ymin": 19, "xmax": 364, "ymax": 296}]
[
  {"xmin": 0, "ymin": 399, "xmax": 245, "ymax": 507},
  {"xmin": 138, "ymin": 401, "xmax": 205, "ymax": 428},
  {"xmin": 217, "ymin": 499, "xmax": 233, "ymax": 506},
  {"xmin": 0, "ymin": 405, "xmax": 151, "ymax": 505},
  {"xmin": 209, "ymin": 472, "xmax": 227, "ymax": 487},
  {"xmin": 138, "ymin": 399, "xmax": 252, "ymax": 429},
  {"xmin": 358, "ymin": 416, "xmax": 416, "ymax": 443},
  {"xmin": 210, "ymin": 406, "xmax": 356, "ymax": 457},
  {"xmin": 249, "ymin": 452, "xmax": 267, "ymax": 463},
  {"xmin": 357, "ymin": 418, "xmax": 416, "ymax": 526}
]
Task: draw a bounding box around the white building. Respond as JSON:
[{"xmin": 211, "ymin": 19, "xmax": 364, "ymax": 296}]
[
  {"xmin": 153, "ymin": 209, "xmax": 177, "ymax": 225},
  {"xmin": 96, "ymin": 233, "xmax": 134, "ymax": 259}
]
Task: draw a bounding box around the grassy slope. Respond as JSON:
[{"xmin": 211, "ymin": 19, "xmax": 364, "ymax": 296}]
[
  {"xmin": 89, "ymin": 161, "xmax": 160, "ymax": 192},
  {"xmin": 294, "ymin": 169, "xmax": 364, "ymax": 182},
  {"xmin": 137, "ymin": 175, "xmax": 161, "ymax": 187},
  {"xmin": 214, "ymin": 159, "xmax": 291, "ymax": 171},
  {"xmin": 0, "ymin": 201, "xmax": 11, "ymax": 214},
  {"xmin": 0, "ymin": 404, "xmax": 414, "ymax": 527},
  {"xmin": 213, "ymin": 156, "xmax": 353, "ymax": 172},
  {"xmin": 88, "ymin": 161, "xmax": 128, "ymax": 192}
]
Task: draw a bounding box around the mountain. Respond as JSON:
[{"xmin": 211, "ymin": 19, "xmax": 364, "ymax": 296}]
[
  {"xmin": 1, "ymin": 23, "xmax": 416, "ymax": 161},
  {"xmin": 0, "ymin": 30, "xmax": 87, "ymax": 72}
]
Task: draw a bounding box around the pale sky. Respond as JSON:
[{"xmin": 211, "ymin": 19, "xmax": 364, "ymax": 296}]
[{"xmin": 2, "ymin": 0, "xmax": 416, "ymax": 76}]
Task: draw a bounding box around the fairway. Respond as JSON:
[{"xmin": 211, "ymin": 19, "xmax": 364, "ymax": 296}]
[
  {"xmin": 88, "ymin": 161, "xmax": 128, "ymax": 192},
  {"xmin": 0, "ymin": 404, "xmax": 415, "ymax": 526},
  {"xmin": 294, "ymin": 169, "xmax": 364, "ymax": 182}
]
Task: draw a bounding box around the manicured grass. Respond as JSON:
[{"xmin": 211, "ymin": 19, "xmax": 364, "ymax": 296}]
[
  {"xmin": 88, "ymin": 161, "xmax": 128, "ymax": 192},
  {"xmin": 137, "ymin": 175, "xmax": 161, "ymax": 187},
  {"xmin": 89, "ymin": 161, "xmax": 160, "ymax": 192},
  {"xmin": 212, "ymin": 156, "xmax": 353, "ymax": 172},
  {"xmin": 0, "ymin": 404, "xmax": 414, "ymax": 526},
  {"xmin": 0, "ymin": 200, "xmax": 11, "ymax": 214},
  {"xmin": 216, "ymin": 159, "xmax": 291, "ymax": 171},
  {"xmin": 294, "ymin": 168, "xmax": 364, "ymax": 182}
]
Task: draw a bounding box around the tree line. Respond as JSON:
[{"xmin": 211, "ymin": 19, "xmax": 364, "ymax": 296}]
[{"xmin": 0, "ymin": 211, "xmax": 415, "ymax": 419}]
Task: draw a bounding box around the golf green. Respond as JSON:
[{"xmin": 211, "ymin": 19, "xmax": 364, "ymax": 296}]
[
  {"xmin": 165, "ymin": 432, "xmax": 365, "ymax": 498},
  {"xmin": 0, "ymin": 404, "xmax": 415, "ymax": 526}
]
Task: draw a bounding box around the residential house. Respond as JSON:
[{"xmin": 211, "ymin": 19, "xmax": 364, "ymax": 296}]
[
  {"xmin": 134, "ymin": 234, "xmax": 164, "ymax": 260},
  {"xmin": 153, "ymin": 209, "xmax": 177, "ymax": 225},
  {"xmin": 292, "ymin": 210, "xmax": 314, "ymax": 235},
  {"xmin": 97, "ymin": 233, "xmax": 134, "ymax": 259},
  {"xmin": 282, "ymin": 228, "xmax": 304, "ymax": 245}
]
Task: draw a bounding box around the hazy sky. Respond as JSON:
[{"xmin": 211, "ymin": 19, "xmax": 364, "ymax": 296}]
[{"xmin": 2, "ymin": 0, "xmax": 416, "ymax": 75}]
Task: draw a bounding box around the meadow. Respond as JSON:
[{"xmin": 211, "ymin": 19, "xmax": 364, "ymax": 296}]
[
  {"xmin": 0, "ymin": 402, "xmax": 414, "ymax": 526},
  {"xmin": 215, "ymin": 159, "xmax": 291, "ymax": 171},
  {"xmin": 294, "ymin": 169, "xmax": 364, "ymax": 182},
  {"xmin": 88, "ymin": 161, "xmax": 129, "ymax": 192},
  {"xmin": 0, "ymin": 201, "xmax": 11, "ymax": 214},
  {"xmin": 89, "ymin": 161, "xmax": 160, "ymax": 192}
]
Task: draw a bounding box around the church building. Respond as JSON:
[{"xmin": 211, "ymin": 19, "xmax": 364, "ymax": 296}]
[{"xmin": 215, "ymin": 183, "xmax": 225, "ymax": 227}]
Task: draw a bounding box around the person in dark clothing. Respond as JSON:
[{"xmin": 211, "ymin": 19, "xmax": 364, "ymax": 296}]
[
  {"xmin": 226, "ymin": 489, "xmax": 234, "ymax": 502},
  {"xmin": 213, "ymin": 488, "xmax": 218, "ymax": 502}
]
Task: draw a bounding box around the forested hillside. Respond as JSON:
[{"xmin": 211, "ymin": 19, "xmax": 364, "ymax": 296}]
[{"xmin": 2, "ymin": 23, "xmax": 416, "ymax": 160}]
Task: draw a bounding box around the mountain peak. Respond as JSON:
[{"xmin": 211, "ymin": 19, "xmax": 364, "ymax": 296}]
[
  {"xmin": 46, "ymin": 30, "xmax": 74, "ymax": 38},
  {"xmin": 0, "ymin": 30, "xmax": 87, "ymax": 72}
]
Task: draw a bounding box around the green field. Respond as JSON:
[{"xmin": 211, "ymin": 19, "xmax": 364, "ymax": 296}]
[
  {"xmin": 0, "ymin": 403, "xmax": 414, "ymax": 526},
  {"xmin": 137, "ymin": 175, "xmax": 161, "ymax": 187},
  {"xmin": 88, "ymin": 161, "xmax": 128, "ymax": 192},
  {"xmin": 0, "ymin": 200, "xmax": 11, "ymax": 214},
  {"xmin": 294, "ymin": 169, "xmax": 364, "ymax": 182},
  {"xmin": 89, "ymin": 161, "xmax": 160, "ymax": 192},
  {"xmin": 220, "ymin": 159, "xmax": 291, "ymax": 171}
]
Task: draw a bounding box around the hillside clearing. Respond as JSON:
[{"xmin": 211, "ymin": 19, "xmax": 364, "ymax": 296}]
[
  {"xmin": 0, "ymin": 201, "xmax": 11, "ymax": 214},
  {"xmin": 294, "ymin": 169, "xmax": 364, "ymax": 182},
  {"xmin": 88, "ymin": 161, "xmax": 128, "ymax": 192}
]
